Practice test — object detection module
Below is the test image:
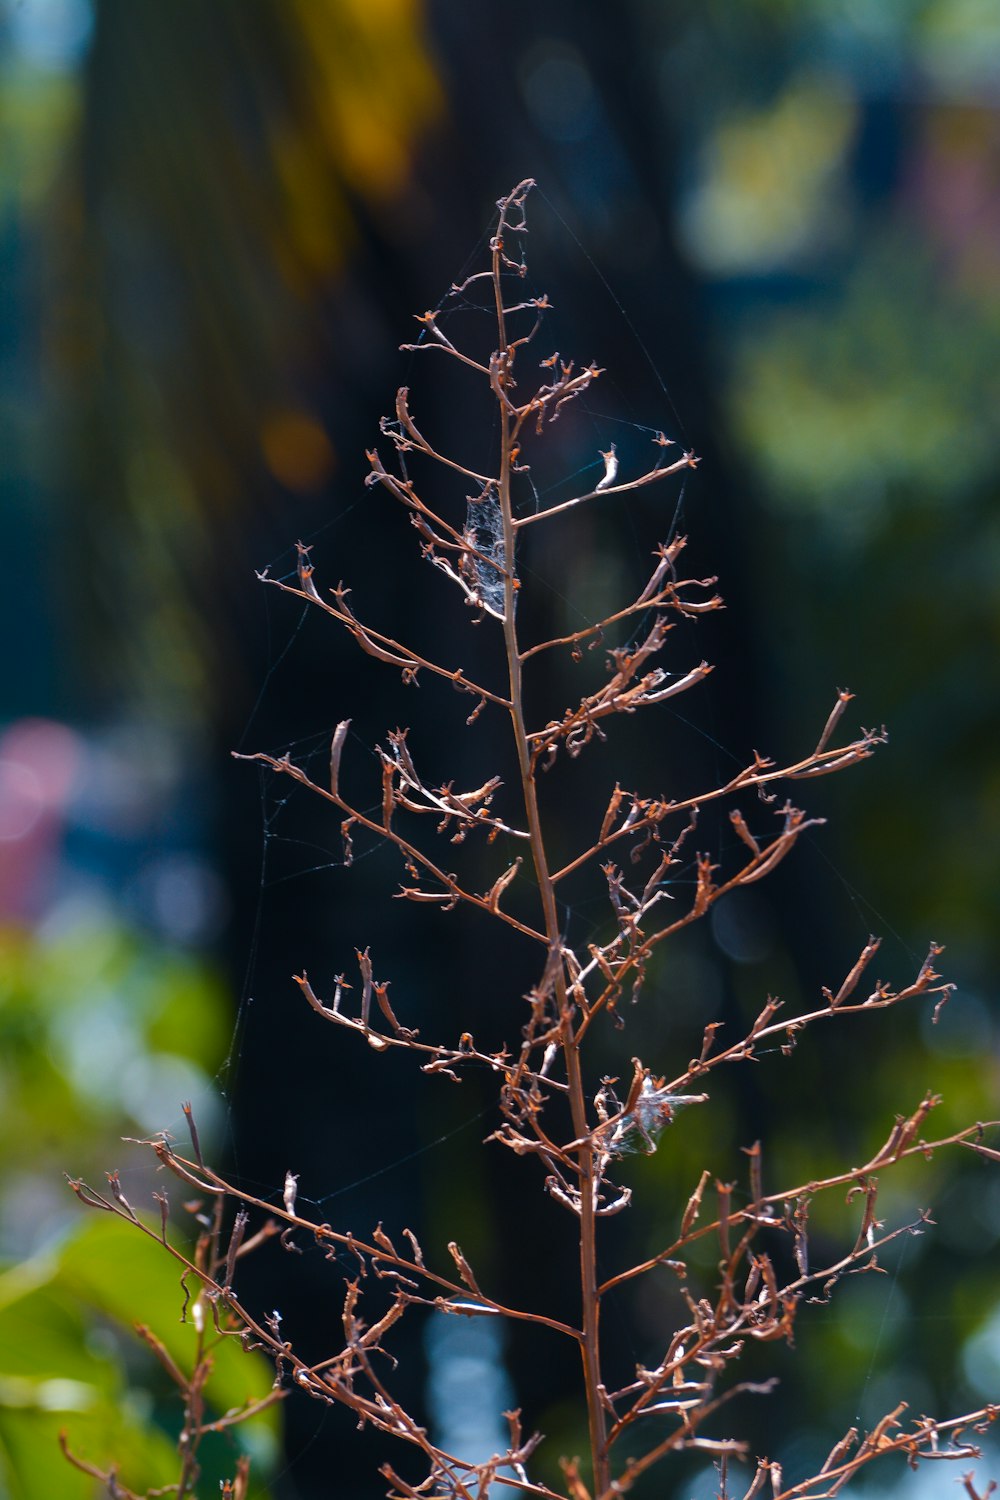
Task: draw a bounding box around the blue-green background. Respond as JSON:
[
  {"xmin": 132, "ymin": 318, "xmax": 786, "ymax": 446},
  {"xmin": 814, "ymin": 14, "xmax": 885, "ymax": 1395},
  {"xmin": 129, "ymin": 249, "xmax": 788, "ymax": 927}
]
[{"xmin": 1, "ymin": 2, "xmax": 997, "ymax": 1496}]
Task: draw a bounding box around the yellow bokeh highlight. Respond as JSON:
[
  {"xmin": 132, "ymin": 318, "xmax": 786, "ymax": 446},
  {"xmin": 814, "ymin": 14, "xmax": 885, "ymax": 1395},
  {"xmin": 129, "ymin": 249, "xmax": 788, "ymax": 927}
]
[
  {"xmin": 682, "ymin": 74, "xmax": 857, "ymax": 274},
  {"xmin": 261, "ymin": 410, "xmax": 337, "ymax": 493},
  {"xmin": 290, "ymin": 0, "xmax": 442, "ymax": 201}
]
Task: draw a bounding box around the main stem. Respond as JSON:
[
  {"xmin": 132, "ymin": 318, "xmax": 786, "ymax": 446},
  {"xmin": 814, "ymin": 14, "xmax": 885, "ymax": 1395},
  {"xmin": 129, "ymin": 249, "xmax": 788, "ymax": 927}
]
[{"xmin": 492, "ymin": 239, "xmax": 609, "ymax": 1498}]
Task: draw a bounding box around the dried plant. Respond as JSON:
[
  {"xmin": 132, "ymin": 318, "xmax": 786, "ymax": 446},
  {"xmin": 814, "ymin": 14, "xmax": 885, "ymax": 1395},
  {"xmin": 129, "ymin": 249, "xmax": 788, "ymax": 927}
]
[{"xmin": 66, "ymin": 181, "xmax": 998, "ymax": 1499}]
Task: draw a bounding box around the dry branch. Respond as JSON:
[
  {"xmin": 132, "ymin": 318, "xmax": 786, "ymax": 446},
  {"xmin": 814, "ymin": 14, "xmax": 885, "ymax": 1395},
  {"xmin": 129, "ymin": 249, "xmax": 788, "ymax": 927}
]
[{"xmin": 66, "ymin": 179, "xmax": 998, "ymax": 1500}]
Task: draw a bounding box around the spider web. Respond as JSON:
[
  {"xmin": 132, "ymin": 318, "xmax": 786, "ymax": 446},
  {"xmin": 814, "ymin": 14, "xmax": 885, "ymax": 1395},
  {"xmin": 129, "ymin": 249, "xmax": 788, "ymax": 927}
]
[
  {"xmin": 207, "ymin": 186, "xmax": 920, "ymax": 1205},
  {"xmin": 144, "ymin": 190, "xmax": 965, "ymax": 1500}
]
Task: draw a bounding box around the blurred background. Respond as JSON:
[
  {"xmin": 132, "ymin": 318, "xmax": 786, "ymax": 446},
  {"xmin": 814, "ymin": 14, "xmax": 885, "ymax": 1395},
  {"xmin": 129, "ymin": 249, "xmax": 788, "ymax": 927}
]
[{"xmin": 1, "ymin": 0, "xmax": 998, "ymax": 1496}]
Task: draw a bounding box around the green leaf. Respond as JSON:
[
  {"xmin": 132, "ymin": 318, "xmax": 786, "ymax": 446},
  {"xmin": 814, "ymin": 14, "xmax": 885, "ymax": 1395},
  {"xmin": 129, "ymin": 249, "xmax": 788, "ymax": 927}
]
[{"xmin": 0, "ymin": 1215, "xmax": 279, "ymax": 1498}]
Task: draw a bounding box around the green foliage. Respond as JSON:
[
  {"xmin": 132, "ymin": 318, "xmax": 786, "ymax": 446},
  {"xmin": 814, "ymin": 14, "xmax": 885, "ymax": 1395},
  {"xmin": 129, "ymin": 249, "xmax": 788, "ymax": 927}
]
[
  {"xmin": 0, "ymin": 920, "xmax": 254, "ymax": 1494},
  {"xmin": 0, "ymin": 918, "xmax": 227, "ymax": 1199},
  {"xmin": 726, "ymin": 234, "xmax": 1000, "ymax": 532},
  {"xmin": 0, "ymin": 1216, "xmax": 279, "ymax": 1498}
]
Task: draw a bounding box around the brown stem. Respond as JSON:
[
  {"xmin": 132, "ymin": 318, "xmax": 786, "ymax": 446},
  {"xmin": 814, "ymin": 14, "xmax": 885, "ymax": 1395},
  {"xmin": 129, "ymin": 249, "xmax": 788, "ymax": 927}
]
[{"xmin": 491, "ymin": 209, "xmax": 609, "ymax": 1497}]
